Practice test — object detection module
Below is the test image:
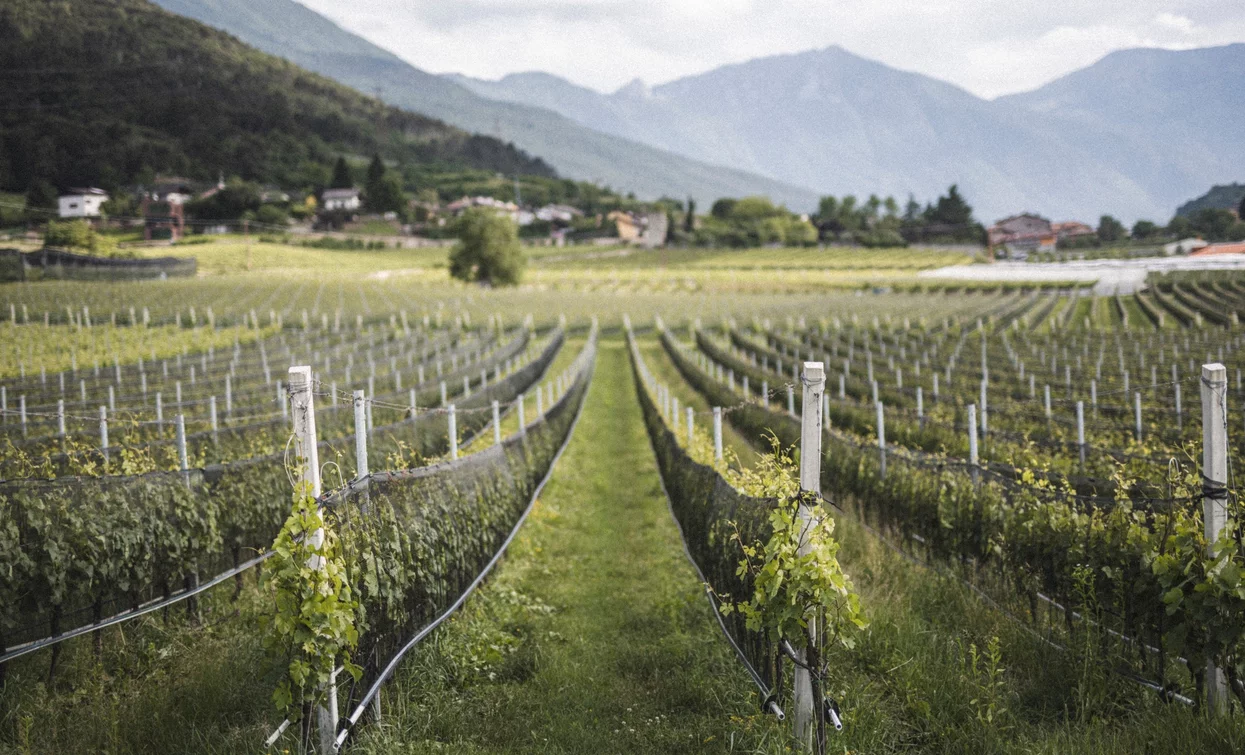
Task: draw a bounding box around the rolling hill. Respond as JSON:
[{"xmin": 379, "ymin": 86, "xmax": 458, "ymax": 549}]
[{"xmin": 0, "ymin": 0, "xmax": 554, "ymax": 194}]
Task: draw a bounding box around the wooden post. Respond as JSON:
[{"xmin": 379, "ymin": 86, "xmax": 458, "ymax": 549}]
[
  {"xmin": 1201, "ymin": 363, "xmax": 1230, "ymax": 713},
  {"xmin": 353, "ymin": 391, "xmax": 368, "ymax": 480},
  {"xmin": 794, "ymin": 362, "xmax": 824, "ymax": 751}
]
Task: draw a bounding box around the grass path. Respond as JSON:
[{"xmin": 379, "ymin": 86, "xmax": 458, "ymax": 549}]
[{"xmin": 354, "ymin": 336, "xmax": 786, "ymax": 754}]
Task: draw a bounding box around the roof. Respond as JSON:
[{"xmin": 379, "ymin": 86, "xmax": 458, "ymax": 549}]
[
  {"xmin": 322, "ymin": 188, "xmax": 360, "ymax": 199},
  {"xmin": 62, "ymin": 187, "xmax": 108, "ymax": 197},
  {"xmin": 1190, "ymin": 242, "xmax": 1245, "ymax": 257}
]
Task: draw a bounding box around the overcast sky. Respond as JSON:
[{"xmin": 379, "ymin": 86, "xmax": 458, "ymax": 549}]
[{"xmin": 298, "ymin": 1, "xmax": 1245, "ymax": 99}]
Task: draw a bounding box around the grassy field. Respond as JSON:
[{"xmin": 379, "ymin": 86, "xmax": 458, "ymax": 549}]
[{"xmin": 352, "ymin": 339, "xmax": 788, "ymax": 754}]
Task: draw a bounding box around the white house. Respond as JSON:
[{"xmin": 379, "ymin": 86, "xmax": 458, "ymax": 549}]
[
  {"xmin": 322, "ymin": 188, "xmax": 361, "ymax": 212},
  {"xmin": 57, "ymin": 188, "xmax": 109, "ymax": 218}
]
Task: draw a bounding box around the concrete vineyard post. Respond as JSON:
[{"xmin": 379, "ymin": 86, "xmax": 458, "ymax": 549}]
[
  {"xmin": 788, "ymin": 385, "xmax": 795, "ymax": 417},
  {"xmin": 288, "ymin": 366, "xmax": 337, "ymax": 753},
  {"xmin": 353, "ymin": 391, "xmax": 368, "ymax": 480},
  {"xmin": 99, "ymin": 406, "xmax": 108, "ymax": 463},
  {"xmin": 176, "ymin": 414, "xmax": 188, "ymax": 473},
  {"xmin": 967, "ymin": 404, "xmax": 979, "ymax": 486},
  {"xmin": 916, "ymin": 387, "xmax": 924, "ymax": 429},
  {"xmin": 492, "ymin": 400, "xmax": 502, "ymax": 445},
  {"xmin": 794, "ymin": 362, "xmax": 825, "ymax": 751},
  {"xmin": 518, "ymin": 393, "xmax": 525, "ymax": 433},
  {"xmin": 712, "ymin": 407, "xmax": 723, "ymax": 462},
  {"xmin": 1134, "ymin": 392, "xmax": 1143, "ymax": 441},
  {"xmin": 448, "ymin": 405, "xmax": 458, "ymax": 460},
  {"xmin": 686, "ymin": 407, "xmax": 694, "ymax": 447},
  {"xmin": 57, "ymin": 399, "xmax": 65, "ymax": 437},
  {"xmin": 1201, "ymin": 363, "xmax": 1230, "ymax": 713},
  {"xmin": 1076, "ymin": 401, "xmax": 1086, "ymax": 468}
]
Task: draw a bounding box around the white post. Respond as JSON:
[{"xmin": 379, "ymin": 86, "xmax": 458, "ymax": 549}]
[
  {"xmin": 979, "ymin": 380, "xmax": 988, "ymax": 437},
  {"xmin": 787, "ymin": 384, "xmax": 795, "ymax": 416},
  {"xmin": 967, "ymin": 404, "xmax": 979, "ymax": 483},
  {"xmin": 686, "ymin": 406, "xmax": 694, "ymax": 447},
  {"xmin": 353, "ymin": 391, "xmax": 368, "ymax": 480},
  {"xmin": 19, "ymin": 395, "xmax": 26, "ymax": 436},
  {"xmin": 1202, "ymin": 363, "xmax": 1230, "ymax": 712},
  {"xmin": 493, "ymin": 400, "xmax": 502, "ymax": 445},
  {"xmin": 793, "ymin": 362, "xmax": 824, "ymax": 751},
  {"xmin": 518, "ymin": 393, "xmax": 526, "ymax": 433},
  {"xmin": 210, "ymin": 396, "xmax": 218, "ymax": 435},
  {"xmin": 712, "ymin": 407, "xmax": 723, "ymax": 462},
  {"xmin": 448, "ymin": 405, "xmax": 458, "ymax": 459},
  {"xmin": 288, "ymin": 367, "xmax": 321, "ymax": 497},
  {"xmin": 99, "ymin": 406, "xmax": 109, "ymax": 462},
  {"xmin": 916, "ymin": 387, "xmax": 924, "ymax": 428},
  {"xmin": 156, "ymin": 392, "xmax": 163, "ymax": 426},
  {"xmin": 1134, "ymin": 392, "xmax": 1143, "ymax": 441},
  {"xmin": 176, "ymin": 414, "xmax": 188, "ymax": 471},
  {"xmin": 290, "ymin": 366, "xmax": 334, "ymax": 752},
  {"xmin": 876, "ymin": 401, "xmax": 886, "ymax": 451},
  {"xmin": 57, "ymin": 399, "xmax": 65, "ymax": 437},
  {"xmin": 1076, "ymin": 400, "xmax": 1086, "ymax": 467}
]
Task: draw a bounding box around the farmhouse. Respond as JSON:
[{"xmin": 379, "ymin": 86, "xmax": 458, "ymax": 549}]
[
  {"xmin": 1165, "ymin": 237, "xmax": 1210, "ymax": 255},
  {"xmin": 57, "ymin": 188, "xmax": 109, "ymax": 219},
  {"xmin": 322, "ymin": 188, "xmax": 362, "ymax": 212},
  {"xmin": 988, "ymin": 213, "xmax": 1056, "ymax": 257},
  {"xmin": 1052, "ymin": 220, "xmax": 1095, "ymax": 241},
  {"xmin": 1190, "ymin": 242, "xmax": 1245, "ymax": 257}
]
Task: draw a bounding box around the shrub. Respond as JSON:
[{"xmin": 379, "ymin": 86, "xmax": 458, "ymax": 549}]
[{"xmin": 448, "ymin": 208, "xmax": 525, "ymax": 286}]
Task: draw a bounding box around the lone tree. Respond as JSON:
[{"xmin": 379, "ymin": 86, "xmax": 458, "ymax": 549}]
[
  {"xmin": 330, "ymin": 156, "xmax": 353, "ymax": 189},
  {"xmin": 448, "ymin": 208, "xmax": 525, "ymax": 286}
]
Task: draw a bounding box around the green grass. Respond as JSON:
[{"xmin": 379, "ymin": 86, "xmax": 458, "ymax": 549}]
[
  {"xmin": 352, "ymin": 338, "xmax": 789, "ymax": 754},
  {"xmin": 0, "ymin": 579, "xmax": 282, "ymax": 754}
]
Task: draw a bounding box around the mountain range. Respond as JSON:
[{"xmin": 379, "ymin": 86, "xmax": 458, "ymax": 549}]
[
  {"xmin": 151, "ymin": 0, "xmax": 1245, "ymax": 222},
  {"xmin": 452, "ymin": 44, "xmax": 1245, "ymax": 224},
  {"xmin": 147, "ymin": 0, "xmax": 819, "ymax": 211}
]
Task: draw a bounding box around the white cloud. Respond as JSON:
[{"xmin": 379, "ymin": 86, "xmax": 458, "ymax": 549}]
[
  {"xmin": 1154, "ymin": 12, "xmax": 1196, "ymax": 34},
  {"xmin": 296, "ymin": 0, "xmax": 1245, "ymax": 98}
]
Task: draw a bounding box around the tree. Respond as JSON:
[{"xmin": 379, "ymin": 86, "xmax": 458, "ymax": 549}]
[
  {"xmin": 366, "ymin": 172, "xmax": 406, "ymax": 214},
  {"xmin": 1166, "ymin": 214, "xmax": 1192, "ymax": 238},
  {"xmin": 928, "ymin": 184, "xmax": 974, "ymax": 226},
  {"xmin": 365, "ymin": 154, "xmax": 385, "ymax": 187},
  {"xmin": 1239, "ymin": 194, "xmax": 1245, "ymax": 221},
  {"xmin": 24, "ymin": 180, "xmax": 56, "ymax": 222},
  {"xmin": 1131, "ymin": 220, "xmax": 1159, "ymax": 240},
  {"xmin": 1191, "ymin": 208, "xmax": 1239, "ymax": 240},
  {"xmin": 684, "ymin": 197, "xmax": 696, "ymax": 233},
  {"xmin": 330, "ymin": 157, "xmax": 353, "ymax": 189},
  {"xmin": 710, "ymin": 198, "xmax": 737, "ymax": 219},
  {"xmin": 1097, "ymin": 215, "xmax": 1127, "ymax": 243},
  {"xmin": 902, "ymin": 194, "xmax": 921, "ymax": 223},
  {"xmin": 448, "ymin": 208, "xmax": 525, "ymax": 286}
]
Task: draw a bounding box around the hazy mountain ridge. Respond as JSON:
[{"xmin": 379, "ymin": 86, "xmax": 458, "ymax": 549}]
[
  {"xmin": 452, "ymin": 44, "xmax": 1245, "ymax": 223},
  {"xmin": 150, "ymin": 0, "xmax": 820, "ymax": 210}
]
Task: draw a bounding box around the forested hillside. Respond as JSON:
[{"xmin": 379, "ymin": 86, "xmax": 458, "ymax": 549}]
[{"xmin": 0, "ymin": 0, "xmax": 554, "ymax": 193}]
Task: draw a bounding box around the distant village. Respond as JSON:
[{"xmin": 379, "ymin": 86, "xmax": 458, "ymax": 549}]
[{"xmin": 51, "ymin": 177, "xmax": 671, "ymax": 249}]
